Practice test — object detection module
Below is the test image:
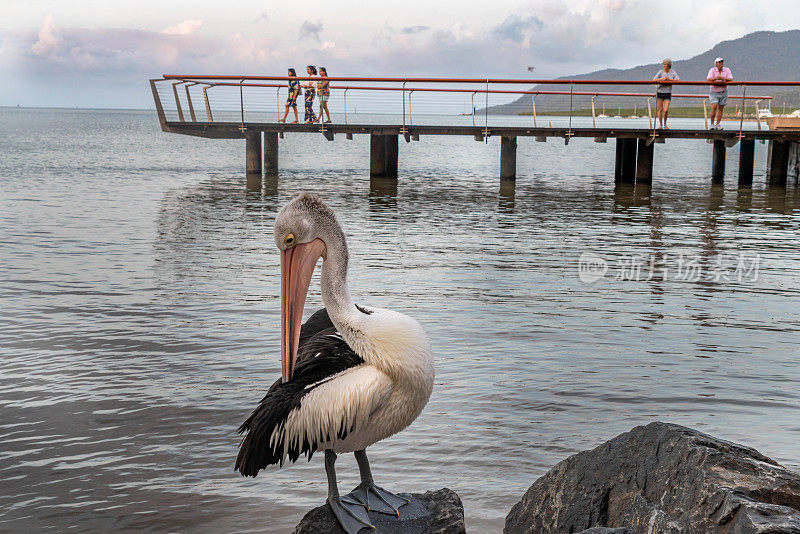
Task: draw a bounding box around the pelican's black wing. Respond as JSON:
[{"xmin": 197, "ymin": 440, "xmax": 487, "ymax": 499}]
[{"xmin": 235, "ymin": 320, "xmax": 364, "ymax": 477}]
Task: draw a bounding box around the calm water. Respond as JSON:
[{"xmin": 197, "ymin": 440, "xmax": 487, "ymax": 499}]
[{"xmin": 1, "ymin": 108, "xmax": 799, "ymax": 533}]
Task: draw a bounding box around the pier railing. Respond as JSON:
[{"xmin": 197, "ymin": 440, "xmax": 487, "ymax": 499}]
[{"xmin": 152, "ymin": 75, "xmax": 797, "ymax": 136}]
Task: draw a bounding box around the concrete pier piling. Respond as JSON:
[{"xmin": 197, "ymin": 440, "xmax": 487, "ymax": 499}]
[
  {"xmin": 264, "ymin": 132, "xmax": 278, "ymax": 172},
  {"xmin": 768, "ymin": 140, "xmax": 790, "ymax": 187},
  {"xmin": 712, "ymin": 140, "xmax": 726, "ymax": 183},
  {"xmin": 738, "ymin": 139, "xmax": 755, "ymax": 186},
  {"xmin": 620, "ymin": 138, "xmax": 637, "ymax": 183},
  {"xmin": 500, "ymin": 136, "xmax": 517, "ymax": 180},
  {"xmin": 246, "ymin": 132, "xmax": 262, "ymax": 174},
  {"xmin": 636, "ymin": 138, "xmax": 654, "ymax": 184},
  {"xmin": 370, "ymin": 134, "xmax": 399, "ymax": 178}
]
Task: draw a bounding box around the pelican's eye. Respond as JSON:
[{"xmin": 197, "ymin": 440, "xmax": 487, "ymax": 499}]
[{"xmin": 284, "ymin": 233, "xmax": 296, "ymax": 246}]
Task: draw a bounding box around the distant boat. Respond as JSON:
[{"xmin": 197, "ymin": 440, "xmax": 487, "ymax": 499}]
[
  {"xmin": 597, "ymin": 103, "xmax": 608, "ymax": 118},
  {"xmin": 626, "ymin": 115, "xmax": 639, "ymax": 119},
  {"xmin": 766, "ymin": 116, "xmax": 800, "ymax": 130},
  {"xmin": 757, "ymin": 108, "xmax": 774, "ymax": 119}
]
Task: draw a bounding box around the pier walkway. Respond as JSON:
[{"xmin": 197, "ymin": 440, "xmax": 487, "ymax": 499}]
[{"xmin": 151, "ymin": 75, "xmax": 800, "ymax": 187}]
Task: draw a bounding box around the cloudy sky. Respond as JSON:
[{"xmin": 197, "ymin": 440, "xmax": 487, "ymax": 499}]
[{"xmin": 1, "ymin": 0, "xmax": 798, "ymax": 108}]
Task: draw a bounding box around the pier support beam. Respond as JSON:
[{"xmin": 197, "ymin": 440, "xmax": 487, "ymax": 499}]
[
  {"xmin": 500, "ymin": 136, "xmax": 517, "ymax": 180},
  {"xmin": 370, "ymin": 134, "xmax": 398, "ymax": 178},
  {"xmin": 619, "ymin": 138, "xmax": 637, "ymax": 183},
  {"xmin": 264, "ymin": 132, "xmax": 278, "ymax": 172},
  {"xmin": 246, "ymin": 132, "xmax": 262, "ymax": 174},
  {"xmin": 712, "ymin": 140, "xmax": 725, "ymax": 184},
  {"xmin": 636, "ymin": 138, "xmax": 654, "ymax": 184},
  {"xmin": 768, "ymin": 140, "xmax": 790, "ymax": 187},
  {"xmin": 614, "ymin": 138, "xmax": 623, "ymax": 182},
  {"xmin": 738, "ymin": 139, "xmax": 755, "ymax": 187}
]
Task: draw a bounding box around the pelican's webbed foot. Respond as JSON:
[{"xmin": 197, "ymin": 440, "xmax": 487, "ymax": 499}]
[
  {"xmin": 328, "ymin": 496, "xmax": 374, "ymax": 533},
  {"xmin": 343, "ymin": 482, "xmax": 411, "ymax": 516}
]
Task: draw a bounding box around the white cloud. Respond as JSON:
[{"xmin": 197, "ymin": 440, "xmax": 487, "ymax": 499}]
[
  {"xmin": 2, "ymin": 1, "xmax": 799, "ymax": 107},
  {"xmin": 162, "ymin": 19, "xmax": 203, "ymax": 36},
  {"xmin": 31, "ymin": 13, "xmax": 61, "ymax": 56}
]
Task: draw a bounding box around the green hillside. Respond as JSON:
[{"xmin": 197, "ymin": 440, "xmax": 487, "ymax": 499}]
[{"xmin": 486, "ymin": 30, "xmax": 800, "ymax": 114}]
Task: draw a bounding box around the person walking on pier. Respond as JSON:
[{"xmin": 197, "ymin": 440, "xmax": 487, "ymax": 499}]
[
  {"xmin": 303, "ymin": 65, "xmax": 318, "ymax": 123},
  {"xmin": 653, "ymin": 58, "xmax": 679, "ymax": 129},
  {"xmin": 317, "ymin": 67, "xmax": 332, "ymax": 123},
  {"xmin": 707, "ymin": 57, "xmax": 733, "ymax": 129},
  {"xmin": 278, "ymin": 68, "xmax": 301, "ymax": 123}
]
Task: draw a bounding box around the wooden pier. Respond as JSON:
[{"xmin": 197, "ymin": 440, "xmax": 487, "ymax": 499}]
[
  {"xmin": 150, "ymin": 76, "xmax": 800, "ymax": 187},
  {"xmin": 158, "ymin": 120, "xmax": 800, "ymax": 186}
]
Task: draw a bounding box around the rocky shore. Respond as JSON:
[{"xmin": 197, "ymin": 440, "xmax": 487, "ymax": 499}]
[
  {"xmin": 505, "ymin": 422, "xmax": 800, "ymax": 534},
  {"xmin": 296, "ymin": 422, "xmax": 800, "ymax": 533}
]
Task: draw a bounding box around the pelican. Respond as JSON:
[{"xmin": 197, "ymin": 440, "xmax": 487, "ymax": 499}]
[{"xmin": 235, "ymin": 193, "xmax": 435, "ymax": 533}]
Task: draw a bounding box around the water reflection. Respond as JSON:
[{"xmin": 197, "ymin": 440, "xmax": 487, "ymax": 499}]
[
  {"xmin": 498, "ymin": 179, "xmax": 516, "ymax": 214},
  {"xmin": 368, "ymin": 177, "xmax": 398, "ymax": 211}
]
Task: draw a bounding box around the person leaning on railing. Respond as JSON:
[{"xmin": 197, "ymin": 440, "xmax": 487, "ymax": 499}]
[
  {"xmin": 279, "ymin": 68, "xmax": 301, "ymax": 124},
  {"xmin": 707, "ymin": 57, "xmax": 733, "ymax": 130},
  {"xmin": 653, "ymin": 58, "xmax": 679, "ymax": 129},
  {"xmin": 317, "ymin": 67, "xmax": 332, "ymax": 124}
]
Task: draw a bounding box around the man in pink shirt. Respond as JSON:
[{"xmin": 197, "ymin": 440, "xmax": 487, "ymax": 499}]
[{"xmin": 707, "ymin": 57, "xmax": 733, "ymax": 129}]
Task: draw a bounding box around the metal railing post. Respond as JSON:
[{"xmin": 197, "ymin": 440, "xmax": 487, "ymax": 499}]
[
  {"xmin": 185, "ymin": 83, "xmax": 197, "ymax": 122},
  {"xmin": 344, "ymin": 88, "xmax": 348, "ymax": 125},
  {"xmin": 591, "ymin": 95, "xmax": 597, "ymax": 129},
  {"xmin": 568, "ymin": 81, "xmax": 574, "ymax": 137},
  {"xmin": 408, "ymin": 90, "xmax": 414, "ymax": 126},
  {"xmin": 402, "ymin": 81, "xmax": 407, "ymax": 134},
  {"xmin": 150, "ymin": 79, "xmax": 168, "ymax": 131},
  {"xmin": 755, "ymin": 98, "xmax": 762, "ymax": 131},
  {"xmin": 647, "ymin": 96, "xmax": 653, "ymax": 131},
  {"xmin": 240, "ymin": 77, "xmax": 245, "ymax": 130},
  {"xmin": 203, "ymin": 85, "xmax": 213, "ymax": 122},
  {"xmin": 471, "ymin": 92, "xmax": 476, "ymax": 127},
  {"xmin": 484, "ymin": 79, "xmax": 489, "ymax": 142},
  {"xmin": 276, "ymin": 87, "xmax": 280, "ymax": 118},
  {"xmin": 172, "ymin": 81, "xmax": 185, "ymax": 122},
  {"xmin": 703, "ymin": 99, "xmax": 709, "ymax": 130},
  {"xmin": 532, "ymin": 94, "xmax": 537, "ymax": 127},
  {"xmin": 738, "ymin": 84, "xmax": 746, "ymax": 138}
]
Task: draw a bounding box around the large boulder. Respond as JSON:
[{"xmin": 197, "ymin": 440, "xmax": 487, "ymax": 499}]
[
  {"xmin": 295, "ymin": 488, "xmax": 465, "ymax": 534},
  {"xmin": 505, "ymin": 422, "xmax": 800, "ymax": 534}
]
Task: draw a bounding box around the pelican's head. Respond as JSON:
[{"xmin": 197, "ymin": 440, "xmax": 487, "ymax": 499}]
[{"xmin": 274, "ymin": 193, "xmax": 341, "ymax": 382}]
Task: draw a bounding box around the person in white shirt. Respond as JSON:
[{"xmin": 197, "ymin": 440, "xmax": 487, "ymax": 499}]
[{"xmin": 653, "ymin": 58, "xmax": 679, "ymax": 129}]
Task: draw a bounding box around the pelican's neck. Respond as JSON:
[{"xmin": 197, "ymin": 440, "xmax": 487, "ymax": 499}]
[{"xmin": 320, "ymin": 227, "xmax": 360, "ymax": 331}]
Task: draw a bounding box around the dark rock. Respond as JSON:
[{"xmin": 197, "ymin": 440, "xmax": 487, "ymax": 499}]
[
  {"xmin": 505, "ymin": 422, "xmax": 800, "ymax": 534},
  {"xmin": 576, "ymin": 529, "xmax": 637, "ymax": 534},
  {"xmin": 295, "ymin": 488, "xmax": 465, "ymax": 534}
]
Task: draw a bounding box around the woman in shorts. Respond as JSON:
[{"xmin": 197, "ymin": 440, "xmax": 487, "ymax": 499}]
[
  {"xmin": 653, "ymin": 59, "xmax": 679, "ymax": 129},
  {"xmin": 317, "ymin": 67, "xmax": 331, "ymax": 123},
  {"xmin": 278, "ymin": 68, "xmax": 300, "ymax": 123}
]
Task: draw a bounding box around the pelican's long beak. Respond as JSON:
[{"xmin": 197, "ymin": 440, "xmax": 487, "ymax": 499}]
[{"xmin": 281, "ymin": 238, "xmax": 325, "ymax": 382}]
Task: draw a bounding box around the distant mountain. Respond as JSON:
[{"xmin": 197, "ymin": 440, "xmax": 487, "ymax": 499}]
[{"xmin": 487, "ymin": 30, "xmax": 800, "ymax": 114}]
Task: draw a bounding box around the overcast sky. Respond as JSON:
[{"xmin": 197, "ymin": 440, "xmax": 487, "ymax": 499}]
[{"xmin": 1, "ymin": 0, "xmax": 799, "ymax": 108}]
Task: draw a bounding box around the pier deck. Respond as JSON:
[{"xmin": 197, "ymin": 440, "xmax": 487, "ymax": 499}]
[{"xmin": 164, "ymin": 121, "xmax": 800, "ymax": 142}]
